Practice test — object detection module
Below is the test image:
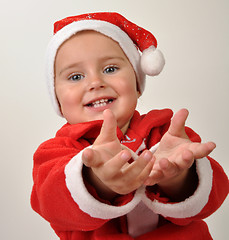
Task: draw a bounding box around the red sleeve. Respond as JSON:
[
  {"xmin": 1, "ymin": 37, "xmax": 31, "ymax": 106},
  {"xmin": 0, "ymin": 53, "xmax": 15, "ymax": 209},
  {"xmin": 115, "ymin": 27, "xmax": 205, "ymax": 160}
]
[
  {"xmin": 30, "ymin": 137, "xmax": 109, "ymax": 232},
  {"xmin": 145, "ymin": 126, "xmax": 229, "ymax": 226},
  {"xmin": 166, "ymin": 156, "xmax": 229, "ymax": 225}
]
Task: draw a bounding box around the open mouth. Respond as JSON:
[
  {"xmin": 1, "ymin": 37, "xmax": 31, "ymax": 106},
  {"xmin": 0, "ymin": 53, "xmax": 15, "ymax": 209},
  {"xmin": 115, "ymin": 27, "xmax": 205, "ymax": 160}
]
[{"xmin": 86, "ymin": 98, "xmax": 115, "ymax": 108}]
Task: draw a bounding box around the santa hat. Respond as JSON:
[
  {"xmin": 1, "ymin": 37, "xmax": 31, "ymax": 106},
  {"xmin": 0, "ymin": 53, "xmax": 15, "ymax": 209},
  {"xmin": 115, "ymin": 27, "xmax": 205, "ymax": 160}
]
[{"xmin": 46, "ymin": 12, "xmax": 165, "ymax": 116}]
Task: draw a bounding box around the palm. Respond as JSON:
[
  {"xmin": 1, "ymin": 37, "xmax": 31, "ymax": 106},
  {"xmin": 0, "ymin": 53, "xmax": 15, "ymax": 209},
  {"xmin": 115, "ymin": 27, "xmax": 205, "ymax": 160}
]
[
  {"xmin": 148, "ymin": 109, "xmax": 216, "ymax": 186},
  {"xmin": 154, "ymin": 128, "xmax": 190, "ymax": 165}
]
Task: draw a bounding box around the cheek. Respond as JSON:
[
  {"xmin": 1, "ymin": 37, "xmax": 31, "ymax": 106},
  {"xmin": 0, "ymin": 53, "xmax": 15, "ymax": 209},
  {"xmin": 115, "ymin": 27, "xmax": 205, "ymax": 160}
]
[
  {"xmin": 117, "ymin": 73, "xmax": 138, "ymax": 91},
  {"xmin": 120, "ymin": 80, "xmax": 139, "ymax": 99},
  {"xmin": 56, "ymin": 86, "xmax": 78, "ymax": 109}
]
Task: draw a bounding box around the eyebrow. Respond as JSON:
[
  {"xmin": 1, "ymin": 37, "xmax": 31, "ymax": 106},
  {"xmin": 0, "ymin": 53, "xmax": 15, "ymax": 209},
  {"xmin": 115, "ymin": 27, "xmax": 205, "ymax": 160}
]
[
  {"xmin": 57, "ymin": 56, "xmax": 126, "ymax": 76},
  {"xmin": 58, "ymin": 63, "xmax": 80, "ymax": 76}
]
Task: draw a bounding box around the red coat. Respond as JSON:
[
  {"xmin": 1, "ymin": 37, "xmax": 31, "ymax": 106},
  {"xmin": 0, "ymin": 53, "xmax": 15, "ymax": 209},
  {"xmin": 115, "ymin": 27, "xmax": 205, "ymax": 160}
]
[{"xmin": 31, "ymin": 109, "xmax": 229, "ymax": 239}]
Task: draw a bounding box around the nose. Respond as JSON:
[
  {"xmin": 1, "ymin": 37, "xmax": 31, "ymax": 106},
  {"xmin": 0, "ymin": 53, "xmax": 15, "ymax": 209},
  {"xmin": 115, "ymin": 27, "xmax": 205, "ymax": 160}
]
[{"xmin": 88, "ymin": 74, "xmax": 106, "ymax": 91}]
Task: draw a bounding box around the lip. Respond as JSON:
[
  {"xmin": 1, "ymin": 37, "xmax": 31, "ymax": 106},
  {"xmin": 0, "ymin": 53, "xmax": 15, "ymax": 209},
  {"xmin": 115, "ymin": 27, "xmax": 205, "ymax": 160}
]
[
  {"xmin": 84, "ymin": 96, "xmax": 116, "ymax": 106},
  {"xmin": 84, "ymin": 97, "xmax": 116, "ymax": 111}
]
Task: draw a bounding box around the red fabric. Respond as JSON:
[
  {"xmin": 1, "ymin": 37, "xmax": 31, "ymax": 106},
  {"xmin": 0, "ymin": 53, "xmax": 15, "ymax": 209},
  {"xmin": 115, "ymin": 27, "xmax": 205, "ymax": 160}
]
[
  {"xmin": 165, "ymin": 155, "xmax": 229, "ymax": 226},
  {"xmin": 54, "ymin": 12, "xmax": 157, "ymax": 51},
  {"xmin": 136, "ymin": 220, "xmax": 213, "ymax": 240},
  {"xmin": 31, "ymin": 109, "xmax": 228, "ymax": 239}
]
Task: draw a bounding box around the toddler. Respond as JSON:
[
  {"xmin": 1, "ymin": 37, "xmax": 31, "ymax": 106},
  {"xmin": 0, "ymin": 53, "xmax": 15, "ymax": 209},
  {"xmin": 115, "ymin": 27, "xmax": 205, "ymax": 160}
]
[{"xmin": 31, "ymin": 12, "xmax": 228, "ymax": 239}]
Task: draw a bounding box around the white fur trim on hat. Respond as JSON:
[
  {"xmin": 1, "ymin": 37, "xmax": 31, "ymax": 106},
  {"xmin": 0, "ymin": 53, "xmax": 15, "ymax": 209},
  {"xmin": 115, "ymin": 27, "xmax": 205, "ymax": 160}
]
[{"xmin": 141, "ymin": 46, "xmax": 165, "ymax": 76}]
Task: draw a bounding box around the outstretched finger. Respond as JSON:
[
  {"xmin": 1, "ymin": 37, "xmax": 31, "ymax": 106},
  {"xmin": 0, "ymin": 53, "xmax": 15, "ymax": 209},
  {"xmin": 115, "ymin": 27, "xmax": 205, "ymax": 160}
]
[
  {"xmin": 123, "ymin": 151, "xmax": 154, "ymax": 180},
  {"xmin": 144, "ymin": 169, "xmax": 164, "ymax": 186},
  {"xmin": 95, "ymin": 109, "xmax": 118, "ymax": 144},
  {"xmin": 102, "ymin": 150, "xmax": 132, "ymax": 179},
  {"xmin": 104, "ymin": 149, "xmax": 132, "ymax": 177},
  {"xmin": 190, "ymin": 141, "xmax": 216, "ymax": 160},
  {"xmin": 135, "ymin": 159, "xmax": 155, "ymax": 185},
  {"xmin": 82, "ymin": 148, "xmax": 100, "ymax": 168},
  {"xmin": 168, "ymin": 109, "xmax": 189, "ymax": 138}
]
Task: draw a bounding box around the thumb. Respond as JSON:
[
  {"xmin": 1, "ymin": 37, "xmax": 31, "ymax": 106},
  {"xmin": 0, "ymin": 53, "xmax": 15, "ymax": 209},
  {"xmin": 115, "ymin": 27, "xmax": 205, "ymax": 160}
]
[
  {"xmin": 168, "ymin": 109, "xmax": 189, "ymax": 138},
  {"xmin": 95, "ymin": 109, "xmax": 118, "ymax": 145}
]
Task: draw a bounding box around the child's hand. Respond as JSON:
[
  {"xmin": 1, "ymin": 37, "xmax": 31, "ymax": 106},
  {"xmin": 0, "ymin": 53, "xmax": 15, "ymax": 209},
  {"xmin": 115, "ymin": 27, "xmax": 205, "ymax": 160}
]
[
  {"xmin": 145, "ymin": 109, "xmax": 216, "ymax": 199},
  {"xmin": 82, "ymin": 109, "xmax": 154, "ymax": 198}
]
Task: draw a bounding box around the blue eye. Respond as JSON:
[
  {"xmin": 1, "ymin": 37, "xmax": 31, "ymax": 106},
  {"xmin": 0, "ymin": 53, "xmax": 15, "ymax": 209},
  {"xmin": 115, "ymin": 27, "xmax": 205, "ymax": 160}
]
[
  {"xmin": 68, "ymin": 73, "xmax": 84, "ymax": 81},
  {"xmin": 104, "ymin": 66, "xmax": 118, "ymax": 74}
]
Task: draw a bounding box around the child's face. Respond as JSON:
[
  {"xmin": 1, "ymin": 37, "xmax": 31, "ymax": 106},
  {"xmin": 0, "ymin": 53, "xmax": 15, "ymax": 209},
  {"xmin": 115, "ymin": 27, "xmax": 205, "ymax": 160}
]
[{"xmin": 55, "ymin": 31, "xmax": 140, "ymax": 133}]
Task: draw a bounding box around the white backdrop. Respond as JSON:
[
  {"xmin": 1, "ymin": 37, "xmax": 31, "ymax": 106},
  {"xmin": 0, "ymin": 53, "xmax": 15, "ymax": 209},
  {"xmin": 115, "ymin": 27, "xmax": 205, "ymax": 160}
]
[{"xmin": 0, "ymin": 0, "xmax": 228, "ymax": 239}]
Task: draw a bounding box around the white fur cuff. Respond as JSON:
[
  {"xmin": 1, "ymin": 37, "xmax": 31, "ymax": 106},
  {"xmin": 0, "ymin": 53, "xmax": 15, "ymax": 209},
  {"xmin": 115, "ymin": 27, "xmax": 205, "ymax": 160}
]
[
  {"xmin": 142, "ymin": 157, "xmax": 213, "ymax": 218},
  {"xmin": 65, "ymin": 147, "xmax": 143, "ymax": 219}
]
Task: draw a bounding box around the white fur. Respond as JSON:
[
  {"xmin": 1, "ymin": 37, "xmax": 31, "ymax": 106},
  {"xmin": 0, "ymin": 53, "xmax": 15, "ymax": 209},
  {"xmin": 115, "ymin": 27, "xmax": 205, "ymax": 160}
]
[
  {"xmin": 65, "ymin": 140, "xmax": 213, "ymax": 221},
  {"xmin": 142, "ymin": 157, "xmax": 213, "ymax": 218},
  {"xmin": 65, "ymin": 147, "xmax": 143, "ymax": 219},
  {"xmin": 141, "ymin": 46, "xmax": 165, "ymax": 76}
]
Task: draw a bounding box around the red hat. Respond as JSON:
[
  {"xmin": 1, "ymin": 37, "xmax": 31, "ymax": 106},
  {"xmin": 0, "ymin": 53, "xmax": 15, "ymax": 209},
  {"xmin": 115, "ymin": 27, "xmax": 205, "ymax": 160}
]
[{"xmin": 46, "ymin": 12, "xmax": 165, "ymax": 116}]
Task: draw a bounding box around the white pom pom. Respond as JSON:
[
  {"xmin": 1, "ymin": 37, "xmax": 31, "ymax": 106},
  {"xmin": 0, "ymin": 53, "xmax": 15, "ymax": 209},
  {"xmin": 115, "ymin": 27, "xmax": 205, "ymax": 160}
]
[{"xmin": 140, "ymin": 46, "xmax": 165, "ymax": 76}]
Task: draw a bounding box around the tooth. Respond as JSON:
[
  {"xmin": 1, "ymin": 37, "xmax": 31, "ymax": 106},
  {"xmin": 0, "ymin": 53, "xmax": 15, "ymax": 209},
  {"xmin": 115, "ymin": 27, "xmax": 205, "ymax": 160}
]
[{"xmin": 90, "ymin": 98, "xmax": 113, "ymax": 107}]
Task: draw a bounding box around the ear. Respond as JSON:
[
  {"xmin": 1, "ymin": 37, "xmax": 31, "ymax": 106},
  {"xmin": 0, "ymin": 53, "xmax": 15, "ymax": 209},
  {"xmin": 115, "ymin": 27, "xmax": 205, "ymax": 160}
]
[
  {"xmin": 54, "ymin": 90, "xmax": 64, "ymax": 116},
  {"xmin": 57, "ymin": 99, "xmax": 63, "ymax": 116},
  {"xmin": 135, "ymin": 80, "xmax": 142, "ymax": 98}
]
